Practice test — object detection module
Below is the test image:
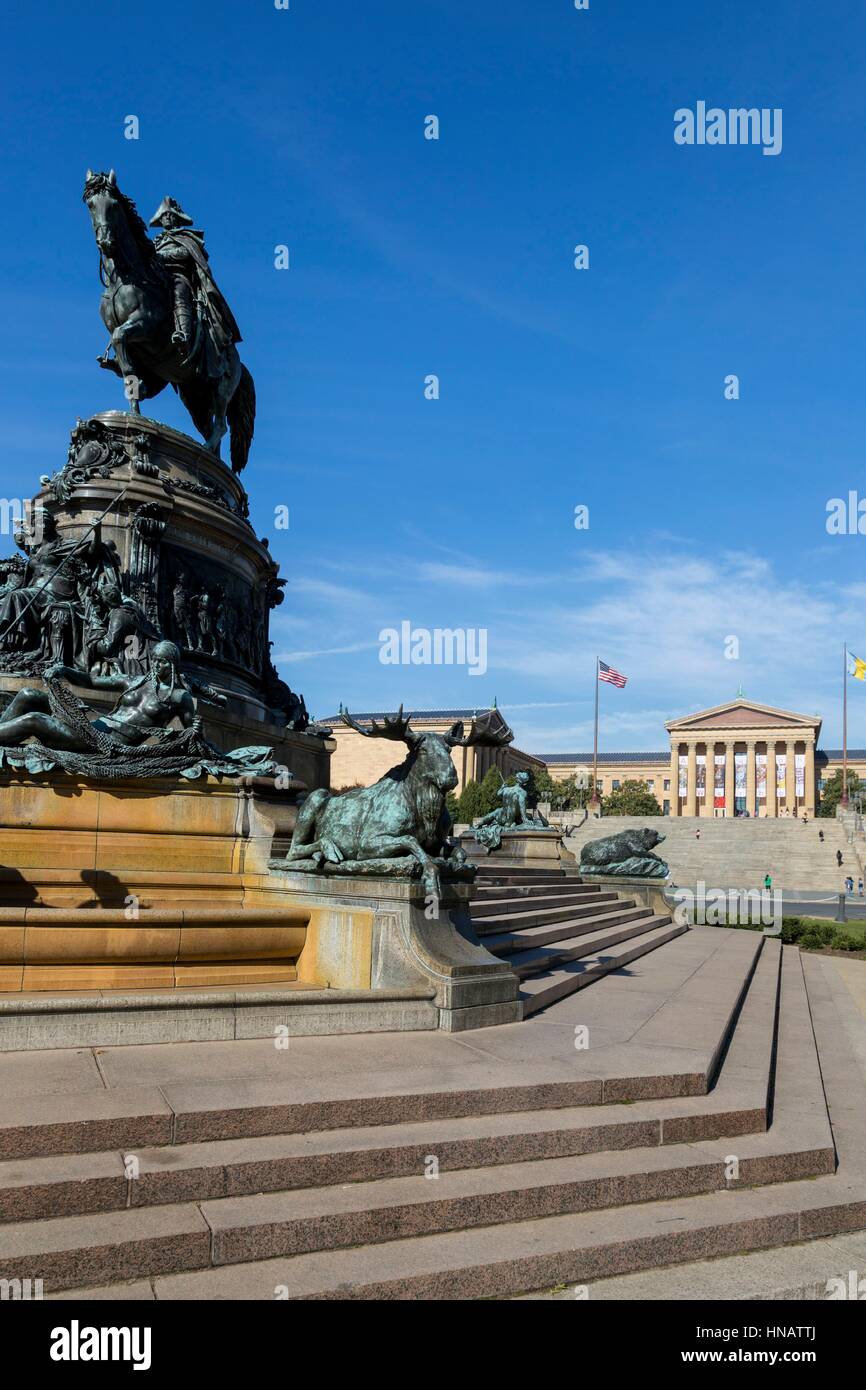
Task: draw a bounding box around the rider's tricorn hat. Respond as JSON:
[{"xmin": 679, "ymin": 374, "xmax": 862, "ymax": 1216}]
[{"xmin": 149, "ymin": 196, "xmax": 194, "ymax": 229}]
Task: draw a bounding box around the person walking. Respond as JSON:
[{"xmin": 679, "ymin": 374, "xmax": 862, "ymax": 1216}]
[
  {"xmin": 846, "ymin": 875, "xmax": 854, "ymax": 895},
  {"xmin": 837, "ymin": 849, "xmax": 844, "ymax": 868},
  {"xmin": 763, "ymin": 873, "xmax": 772, "ymax": 892},
  {"xmin": 819, "ymin": 829, "xmax": 825, "ymax": 842},
  {"xmin": 859, "ymin": 879, "xmax": 864, "ymax": 898}
]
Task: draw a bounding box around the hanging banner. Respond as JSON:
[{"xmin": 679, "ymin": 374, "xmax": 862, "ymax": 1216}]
[
  {"xmin": 695, "ymin": 754, "xmax": 706, "ymax": 799},
  {"xmin": 714, "ymin": 753, "xmax": 725, "ymax": 807},
  {"xmin": 795, "ymin": 753, "xmax": 805, "ymax": 798},
  {"xmin": 678, "ymin": 754, "xmax": 687, "ymax": 798},
  {"xmin": 756, "ymin": 753, "xmax": 767, "ymax": 801},
  {"xmin": 735, "ymin": 752, "xmax": 746, "ymax": 795},
  {"xmin": 776, "ymin": 753, "xmax": 786, "ymax": 797}
]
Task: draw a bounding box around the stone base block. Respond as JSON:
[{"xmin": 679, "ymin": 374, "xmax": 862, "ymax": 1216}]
[
  {"xmin": 0, "ymin": 985, "xmax": 438, "ymax": 1051},
  {"xmin": 0, "ymin": 773, "xmax": 302, "ymax": 909},
  {"xmin": 580, "ymin": 875, "xmax": 672, "ymax": 916},
  {"xmin": 270, "ymin": 870, "xmax": 522, "ymax": 1030},
  {"xmin": 458, "ymin": 827, "xmax": 577, "ymax": 874}
]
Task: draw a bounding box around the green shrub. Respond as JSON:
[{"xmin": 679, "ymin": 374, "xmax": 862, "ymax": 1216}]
[{"xmin": 713, "ymin": 915, "xmax": 865, "ymax": 953}]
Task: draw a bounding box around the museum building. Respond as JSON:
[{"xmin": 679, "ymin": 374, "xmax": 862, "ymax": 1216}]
[
  {"xmin": 327, "ymin": 699, "xmax": 865, "ymax": 818},
  {"xmin": 540, "ymin": 699, "xmax": 866, "ymax": 818}
]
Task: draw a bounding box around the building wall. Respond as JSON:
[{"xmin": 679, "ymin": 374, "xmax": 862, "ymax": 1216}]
[
  {"xmin": 327, "ymin": 714, "xmax": 545, "ymax": 792},
  {"xmin": 539, "ymin": 756, "xmax": 673, "ymax": 812},
  {"xmin": 537, "ymin": 750, "xmax": 866, "ymax": 816}
]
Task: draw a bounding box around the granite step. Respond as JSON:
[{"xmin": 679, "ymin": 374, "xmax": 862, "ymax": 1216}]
[
  {"xmin": 0, "ymin": 935, "xmax": 780, "ymax": 1226},
  {"xmin": 0, "ymin": 962, "xmax": 775, "ymax": 1223},
  {"xmin": 0, "ymin": 934, "xmax": 766, "ymax": 1164},
  {"xmin": 160, "ymin": 950, "xmax": 861, "ymax": 1300},
  {"xmin": 146, "ymin": 1168, "xmax": 863, "ymax": 1301},
  {"xmin": 474, "ymin": 879, "xmax": 596, "ymax": 899},
  {"xmin": 473, "ymin": 897, "xmax": 635, "ymax": 933},
  {"xmin": 520, "ymin": 921, "xmax": 687, "ymax": 1015},
  {"xmin": 518, "ymin": 1231, "xmax": 866, "ymax": 1299},
  {"xmin": 4, "ymin": 1123, "xmax": 830, "ymax": 1292},
  {"xmin": 473, "ymin": 871, "xmax": 573, "ymax": 888},
  {"xmin": 470, "ymin": 889, "xmax": 619, "ymax": 920},
  {"xmin": 475, "ymin": 900, "xmax": 644, "ymax": 934},
  {"xmin": 0, "ymin": 945, "xmax": 824, "ymax": 1290},
  {"xmin": 478, "ymin": 905, "xmax": 652, "ymax": 952},
  {"xmin": 498, "ymin": 916, "xmax": 672, "ymax": 979},
  {"xmin": 0, "ymin": 1048, "xmax": 707, "ymax": 1164}
]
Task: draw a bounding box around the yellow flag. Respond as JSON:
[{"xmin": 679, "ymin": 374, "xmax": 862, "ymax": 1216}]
[{"xmin": 849, "ymin": 653, "xmax": 866, "ymax": 681}]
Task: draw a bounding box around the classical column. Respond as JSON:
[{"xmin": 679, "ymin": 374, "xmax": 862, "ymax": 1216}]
[
  {"xmin": 746, "ymin": 739, "xmax": 757, "ymax": 816},
  {"xmin": 805, "ymin": 740, "xmax": 816, "ymax": 816},
  {"xmin": 786, "ymin": 740, "xmax": 797, "ymax": 813},
  {"xmin": 686, "ymin": 739, "xmax": 697, "ymax": 817},
  {"xmin": 724, "ymin": 741, "xmax": 735, "ymax": 818},
  {"xmin": 766, "ymin": 740, "xmax": 777, "ymax": 818},
  {"xmin": 705, "ymin": 741, "xmax": 715, "ymax": 818},
  {"xmin": 669, "ymin": 741, "xmax": 680, "ymax": 816}
]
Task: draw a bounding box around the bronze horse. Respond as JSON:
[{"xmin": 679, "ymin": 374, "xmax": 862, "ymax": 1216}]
[{"xmin": 83, "ymin": 170, "xmax": 255, "ymax": 473}]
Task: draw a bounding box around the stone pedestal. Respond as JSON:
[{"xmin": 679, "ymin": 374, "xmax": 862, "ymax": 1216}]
[
  {"xmin": 269, "ymin": 870, "xmax": 523, "ymax": 1032},
  {"xmin": 0, "ymin": 410, "xmax": 331, "ymax": 791},
  {"xmin": 0, "ymin": 771, "xmax": 303, "ymax": 912},
  {"xmin": 458, "ymin": 827, "xmax": 578, "ymax": 875},
  {"xmin": 580, "ymin": 875, "xmax": 672, "ymax": 917}
]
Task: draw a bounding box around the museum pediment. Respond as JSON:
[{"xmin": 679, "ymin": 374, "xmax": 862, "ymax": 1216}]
[{"xmin": 666, "ymin": 701, "xmax": 821, "ymax": 734}]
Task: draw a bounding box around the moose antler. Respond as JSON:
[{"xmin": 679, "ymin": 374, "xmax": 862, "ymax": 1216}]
[
  {"xmin": 341, "ymin": 705, "xmax": 417, "ymax": 743},
  {"xmin": 443, "ymin": 710, "xmax": 515, "ymax": 749}
]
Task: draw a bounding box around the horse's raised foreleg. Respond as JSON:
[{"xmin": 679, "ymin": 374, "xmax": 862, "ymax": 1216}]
[{"xmin": 111, "ymin": 311, "xmax": 153, "ymax": 410}]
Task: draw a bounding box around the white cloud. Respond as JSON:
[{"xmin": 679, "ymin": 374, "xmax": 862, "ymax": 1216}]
[{"xmin": 269, "ymin": 542, "xmax": 863, "ymax": 749}]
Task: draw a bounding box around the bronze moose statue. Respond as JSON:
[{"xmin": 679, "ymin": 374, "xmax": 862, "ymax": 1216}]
[{"xmin": 281, "ymin": 706, "xmax": 513, "ymax": 895}]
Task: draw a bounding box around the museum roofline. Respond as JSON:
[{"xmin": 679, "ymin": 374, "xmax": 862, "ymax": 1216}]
[
  {"xmin": 323, "ymin": 708, "xmax": 496, "ymax": 723},
  {"xmin": 539, "ymin": 752, "xmax": 668, "ymax": 763},
  {"xmin": 538, "ymin": 748, "xmax": 866, "ymax": 763}
]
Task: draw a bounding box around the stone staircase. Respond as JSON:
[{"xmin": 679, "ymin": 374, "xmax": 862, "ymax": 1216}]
[
  {"xmin": 563, "ymin": 815, "xmax": 857, "ymax": 891},
  {"xmin": 2, "ymin": 927, "xmax": 865, "ymax": 1299},
  {"xmin": 469, "ymin": 865, "xmax": 684, "ymax": 1015}
]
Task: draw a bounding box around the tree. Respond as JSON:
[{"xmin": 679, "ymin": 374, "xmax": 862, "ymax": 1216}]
[
  {"xmin": 601, "ymin": 779, "xmax": 661, "ymax": 817},
  {"xmin": 551, "ymin": 775, "xmax": 581, "ymax": 811},
  {"xmin": 456, "ymin": 779, "xmax": 484, "ymax": 822},
  {"xmin": 478, "ymin": 766, "xmax": 507, "ymax": 815},
  {"xmin": 818, "ymin": 768, "xmax": 862, "ymax": 818},
  {"xmin": 530, "ymin": 768, "xmax": 558, "ymax": 804}
]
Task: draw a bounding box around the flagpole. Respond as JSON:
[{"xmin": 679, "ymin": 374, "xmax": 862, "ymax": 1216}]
[
  {"xmin": 591, "ymin": 656, "xmax": 600, "ymax": 814},
  {"xmin": 843, "ymin": 642, "xmax": 849, "ymax": 809}
]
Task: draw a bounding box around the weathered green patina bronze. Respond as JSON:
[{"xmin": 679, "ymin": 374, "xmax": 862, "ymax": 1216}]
[
  {"xmin": 0, "ymin": 641, "xmax": 279, "ymax": 781},
  {"xmin": 472, "ymin": 770, "xmax": 551, "ymax": 853},
  {"xmin": 83, "ymin": 170, "xmax": 255, "ymax": 472},
  {"xmin": 579, "ymin": 827, "xmax": 670, "ymax": 880},
  {"xmin": 276, "ymin": 706, "xmax": 515, "ymax": 894}
]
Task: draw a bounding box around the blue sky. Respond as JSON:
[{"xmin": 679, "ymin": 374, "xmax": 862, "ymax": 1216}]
[{"xmin": 2, "ymin": 1, "xmax": 866, "ymax": 751}]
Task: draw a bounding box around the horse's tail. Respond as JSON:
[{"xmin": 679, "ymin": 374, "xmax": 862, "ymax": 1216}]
[{"xmin": 228, "ymin": 363, "xmax": 256, "ymax": 474}]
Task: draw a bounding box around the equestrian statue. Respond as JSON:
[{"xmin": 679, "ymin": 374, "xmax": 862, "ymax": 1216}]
[{"xmin": 83, "ymin": 170, "xmax": 256, "ymax": 473}]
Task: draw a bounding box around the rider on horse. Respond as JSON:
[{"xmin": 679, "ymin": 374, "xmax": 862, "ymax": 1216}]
[{"xmin": 149, "ymin": 196, "xmax": 242, "ymax": 375}]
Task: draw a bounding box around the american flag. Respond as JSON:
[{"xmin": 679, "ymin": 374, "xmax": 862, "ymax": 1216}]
[{"xmin": 598, "ymin": 660, "xmax": 627, "ymax": 688}]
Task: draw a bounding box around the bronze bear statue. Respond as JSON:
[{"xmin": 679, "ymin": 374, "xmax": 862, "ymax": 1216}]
[{"xmin": 579, "ymin": 826, "xmax": 669, "ymax": 880}]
